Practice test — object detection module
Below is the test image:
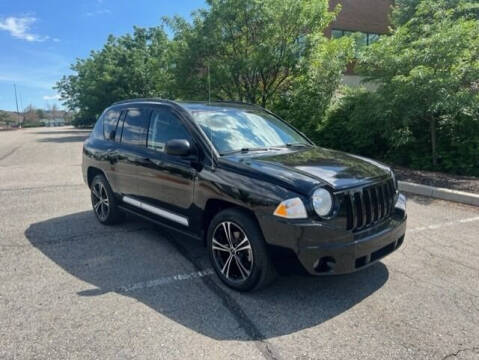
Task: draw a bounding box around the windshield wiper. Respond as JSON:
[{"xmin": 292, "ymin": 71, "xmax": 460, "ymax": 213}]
[
  {"xmin": 220, "ymin": 147, "xmax": 271, "ymax": 156},
  {"xmin": 220, "ymin": 144, "xmax": 311, "ymax": 156},
  {"xmin": 283, "ymin": 142, "xmax": 312, "ymax": 148}
]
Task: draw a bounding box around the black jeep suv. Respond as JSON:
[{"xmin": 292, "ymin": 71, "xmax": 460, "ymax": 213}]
[{"xmin": 82, "ymin": 99, "xmax": 407, "ymax": 291}]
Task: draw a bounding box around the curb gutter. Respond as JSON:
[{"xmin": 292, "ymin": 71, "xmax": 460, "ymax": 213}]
[{"xmin": 398, "ymin": 181, "xmax": 479, "ymax": 207}]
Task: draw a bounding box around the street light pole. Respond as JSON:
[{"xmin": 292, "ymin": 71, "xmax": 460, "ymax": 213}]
[{"xmin": 13, "ymin": 83, "xmax": 21, "ymax": 127}]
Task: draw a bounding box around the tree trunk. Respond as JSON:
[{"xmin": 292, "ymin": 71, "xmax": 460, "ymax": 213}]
[
  {"xmin": 430, "ymin": 117, "xmax": 437, "ymax": 168},
  {"xmin": 261, "ymin": 93, "xmax": 267, "ymax": 108}
]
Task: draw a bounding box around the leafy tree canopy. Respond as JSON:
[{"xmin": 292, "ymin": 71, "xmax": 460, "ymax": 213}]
[
  {"xmin": 57, "ymin": 0, "xmax": 351, "ymax": 128},
  {"xmin": 357, "ymin": 0, "xmax": 479, "ymax": 169},
  {"xmin": 166, "ymin": 0, "xmax": 337, "ymax": 106},
  {"xmin": 56, "ymin": 27, "xmax": 172, "ymax": 125}
]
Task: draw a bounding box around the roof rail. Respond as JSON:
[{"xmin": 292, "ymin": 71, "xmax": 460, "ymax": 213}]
[
  {"xmin": 111, "ymin": 98, "xmax": 263, "ymax": 108},
  {"xmin": 112, "ymin": 98, "xmax": 177, "ymax": 106},
  {"xmin": 212, "ymin": 100, "xmax": 262, "ymax": 107}
]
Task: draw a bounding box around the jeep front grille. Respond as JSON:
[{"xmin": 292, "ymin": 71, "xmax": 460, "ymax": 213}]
[{"xmin": 344, "ymin": 178, "xmax": 396, "ymax": 232}]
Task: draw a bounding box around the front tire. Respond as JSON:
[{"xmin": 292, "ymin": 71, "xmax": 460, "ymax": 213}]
[
  {"xmin": 90, "ymin": 174, "xmax": 123, "ymax": 225},
  {"xmin": 207, "ymin": 208, "xmax": 277, "ymax": 291}
]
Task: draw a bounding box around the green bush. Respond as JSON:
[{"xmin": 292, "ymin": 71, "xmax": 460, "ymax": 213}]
[
  {"xmin": 314, "ymin": 88, "xmax": 389, "ymax": 158},
  {"xmin": 21, "ymin": 123, "xmax": 45, "ymax": 128},
  {"xmin": 72, "ymin": 116, "xmax": 96, "ymax": 128},
  {"xmin": 316, "ymin": 88, "xmax": 479, "ymax": 176},
  {"xmin": 355, "ymin": 0, "xmax": 479, "ymax": 174}
]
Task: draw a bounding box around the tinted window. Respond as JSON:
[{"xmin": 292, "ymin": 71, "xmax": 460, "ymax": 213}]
[
  {"xmin": 103, "ymin": 109, "xmax": 121, "ymax": 140},
  {"xmin": 91, "ymin": 117, "xmax": 103, "ymax": 139},
  {"xmin": 121, "ymin": 108, "xmax": 150, "ymax": 147},
  {"xmin": 147, "ymin": 108, "xmax": 191, "ymax": 152},
  {"xmin": 114, "ymin": 111, "xmax": 126, "ymax": 143}
]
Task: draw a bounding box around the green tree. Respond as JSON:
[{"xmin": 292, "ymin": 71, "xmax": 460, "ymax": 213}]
[
  {"xmin": 393, "ymin": 0, "xmax": 479, "ymax": 26},
  {"xmin": 36, "ymin": 109, "xmax": 45, "ymax": 120},
  {"xmin": 359, "ymin": 0, "xmax": 479, "ymax": 170},
  {"xmin": 0, "ymin": 110, "xmax": 11, "ymax": 126},
  {"xmin": 56, "ymin": 27, "xmax": 173, "ymax": 126},
  {"xmin": 167, "ymin": 0, "xmax": 336, "ymax": 107},
  {"xmin": 274, "ymin": 35, "xmax": 355, "ymax": 135}
]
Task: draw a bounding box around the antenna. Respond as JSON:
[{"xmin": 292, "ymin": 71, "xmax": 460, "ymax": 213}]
[
  {"xmin": 208, "ymin": 63, "xmax": 211, "ymax": 104},
  {"xmin": 13, "ymin": 83, "xmax": 20, "ymax": 126}
]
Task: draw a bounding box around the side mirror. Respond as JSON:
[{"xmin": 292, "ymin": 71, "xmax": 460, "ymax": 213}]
[{"xmin": 165, "ymin": 139, "xmax": 192, "ymax": 156}]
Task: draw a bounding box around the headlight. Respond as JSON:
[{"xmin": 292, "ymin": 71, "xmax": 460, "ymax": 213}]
[
  {"xmin": 312, "ymin": 188, "xmax": 333, "ymax": 217},
  {"xmin": 273, "ymin": 197, "xmax": 307, "ymax": 219}
]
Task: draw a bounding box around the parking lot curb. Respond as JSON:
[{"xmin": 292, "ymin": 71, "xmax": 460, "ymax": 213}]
[{"xmin": 398, "ymin": 181, "xmax": 479, "ymax": 207}]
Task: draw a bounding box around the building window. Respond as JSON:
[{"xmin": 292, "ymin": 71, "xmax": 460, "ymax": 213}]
[
  {"xmin": 367, "ymin": 33, "xmax": 380, "ymax": 45},
  {"xmin": 331, "ymin": 29, "xmax": 381, "ymax": 46},
  {"xmin": 331, "ymin": 29, "xmax": 343, "ymax": 39}
]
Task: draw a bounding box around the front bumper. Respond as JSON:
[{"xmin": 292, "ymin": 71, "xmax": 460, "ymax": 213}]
[{"xmin": 258, "ymin": 194, "xmax": 407, "ymax": 275}]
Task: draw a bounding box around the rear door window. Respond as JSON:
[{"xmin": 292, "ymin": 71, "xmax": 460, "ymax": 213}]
[
  {"xmin": 120, "ymin": 108, "xmax": 150, "ymax": 147},
  {"xmin": 147, "ymin": 108, "xmax": 191, "ymax": 152},
  {"xmin": 103, "ymin": 109, "xmax": 121, "ymax": 140}
]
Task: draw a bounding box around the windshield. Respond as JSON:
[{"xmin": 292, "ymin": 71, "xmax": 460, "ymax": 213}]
[{"xmin": 188, "ymin": 108, "xmax": 310, "ymax": 154}]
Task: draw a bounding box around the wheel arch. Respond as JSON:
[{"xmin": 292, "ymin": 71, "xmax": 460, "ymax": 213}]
[
  {"xmin": 202, "ymin": 199, "xmax": 262, "ymax": 245},
  {"xmin": 87, "ymin": 167, "xmax": 106, "ymax": 188}
]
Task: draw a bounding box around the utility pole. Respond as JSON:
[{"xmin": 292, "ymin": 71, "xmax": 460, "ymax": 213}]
[
  {"xmin": 13, "ymin": 83, "xmax": 21, "ymax": 127},
  {"xmin": 19, "ymin": 92, "xmax": 25, "ymax": 124}
]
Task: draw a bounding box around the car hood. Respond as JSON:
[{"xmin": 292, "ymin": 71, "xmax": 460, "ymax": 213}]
[{"xmin": 223, "ymin": 147, "xmax": 391, "ymax": 193}]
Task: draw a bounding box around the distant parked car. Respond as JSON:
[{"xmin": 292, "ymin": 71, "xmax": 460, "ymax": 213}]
[{"xmin": 82, "ymin": 99, "xmax": 407, "ymax": 291}]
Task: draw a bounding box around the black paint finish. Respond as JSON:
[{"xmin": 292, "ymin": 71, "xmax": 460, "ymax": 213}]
[{"xmin": 82, "ymin": 99, "xmax": 407, "ymax": 275}]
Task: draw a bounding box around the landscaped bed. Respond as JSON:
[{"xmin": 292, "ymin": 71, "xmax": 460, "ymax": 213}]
[{"xmin": 394, "ymin": 166, "xmax": 479, "ymax": 194}]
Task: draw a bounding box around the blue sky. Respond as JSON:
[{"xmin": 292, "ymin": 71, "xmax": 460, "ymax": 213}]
[{"xmin": 0, "ymin": 0, "xmax": 205, "ymax": 111}]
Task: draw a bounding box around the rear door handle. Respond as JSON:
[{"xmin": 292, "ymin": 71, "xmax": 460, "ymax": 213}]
[{"xmin": 107, "ymin": 150, "xmax": 118, "ymax": 164}]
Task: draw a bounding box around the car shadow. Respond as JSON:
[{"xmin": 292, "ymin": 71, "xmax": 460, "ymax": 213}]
[
  {"xmin": 25, "ymin": 211, "xmax": 389, "ymax": 340},
  {"xmin": 34, "ymin": 130, "xmax": 92, "ymax": 135},
  {"xmin": 37, "ymin": 135, "xmax": 90, "ymax": 143}
]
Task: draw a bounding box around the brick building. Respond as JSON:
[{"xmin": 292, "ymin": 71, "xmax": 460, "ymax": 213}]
[
  {"xmin": 327, "ymin": 0, "xmax": 394, "ymax": 39},
  {"xmin": 327, "ymin": 0, "xmax": 395, "ymax": 85}
]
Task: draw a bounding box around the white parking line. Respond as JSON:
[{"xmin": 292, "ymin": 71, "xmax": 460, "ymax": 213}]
[
  {"xmin": 409, "ymin": 216, "xmax": 479, "ymax": 233},
  {"xmin": 116, "ymin": 269, "xmax": 214, "ymax": 293}
]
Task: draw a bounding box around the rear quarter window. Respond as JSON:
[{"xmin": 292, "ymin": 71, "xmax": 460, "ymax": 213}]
[
  {"xmin": 103, "ymin": 109, "xmax": 121, "ymax": 140},
  {"xmin": 91, "ymin": 117, "xmax": 103, "ymax": 139}
]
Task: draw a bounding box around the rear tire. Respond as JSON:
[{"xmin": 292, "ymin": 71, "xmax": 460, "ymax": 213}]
[
  {"xmin": 207, "ymin": 208, "xmax": 277, "ymax": 291},
  {"xmin": 90, "ymin": 174, "xmax": 124, "ymax": 225}
]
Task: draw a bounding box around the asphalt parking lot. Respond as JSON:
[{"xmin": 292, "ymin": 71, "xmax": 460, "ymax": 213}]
[{"xmin": 0, "ymin": 127, "xmax": 478, "ymax": 360}]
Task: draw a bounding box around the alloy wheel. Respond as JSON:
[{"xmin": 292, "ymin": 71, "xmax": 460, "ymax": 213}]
[
  {"xmin": 211, "ymin": 221, "xmax": 254, "ymax": 282},
  {"xmin": 91, "ymin": 182, "xmax": 110, "ymax": 221}
]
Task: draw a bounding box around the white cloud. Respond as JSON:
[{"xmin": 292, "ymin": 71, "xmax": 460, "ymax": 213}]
[
  {"xmin": 0, "ymin": 16, "xmax": 51, "ymax": 42},
  {"xmin": 43, "ymin": 94, "xmax": 61, "ymax": 101},
  {"xmin": 85, "ymin": 9, "xmax": 111, "ymax": 16}
]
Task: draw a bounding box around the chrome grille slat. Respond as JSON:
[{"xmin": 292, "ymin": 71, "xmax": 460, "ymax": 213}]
[
  {"xmin": 349, "ymin": 194, "xmax": 357, "ymax": 229},
  {"xmin": 359, "ymin": 191, "xmax": 367, "ymax": 228},
  {"xmin": 354, "ymin": 193, "xmax": 363, "ymax": 228},
  {"xmin": 364, "ymin": 189, "xmax": 372, "ymax": 224},
  {"xmin": 371, "ymin": 187, "xmax": 379, "ymax": 222},
  {"xmin": 379, "ymin": 185, "xmax": 385, "ymax": 219}
]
